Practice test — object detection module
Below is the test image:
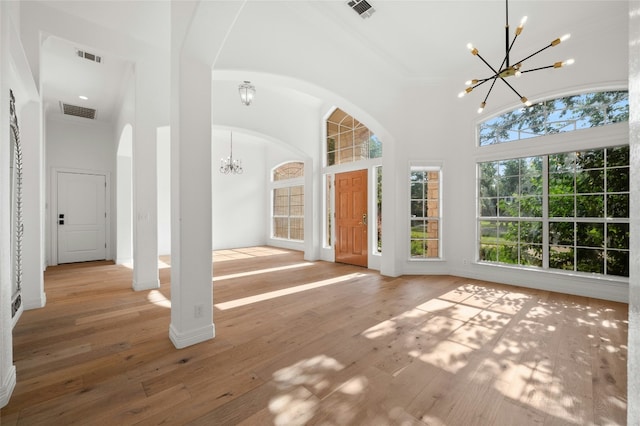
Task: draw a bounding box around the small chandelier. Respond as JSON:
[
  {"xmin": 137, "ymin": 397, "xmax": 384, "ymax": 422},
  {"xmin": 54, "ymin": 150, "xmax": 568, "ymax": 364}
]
[
  {"xmin": 238, "ymin": 81, "xmax": 256, "ymax": 106},
  {"xmin": 459, "ymin": 0, "xmax": 574, "ymax": 113},
  {"xmin": 220, "ymin": 131, "xmax": 243, "ymax": 175}
]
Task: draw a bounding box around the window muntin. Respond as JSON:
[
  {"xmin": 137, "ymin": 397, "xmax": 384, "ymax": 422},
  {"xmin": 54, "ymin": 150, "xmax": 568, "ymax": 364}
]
[
  {"xmin": 479, "ymin": 157, "xmax": 544, "ymax": 267},
  {"xmin": 410, "ymin": 167, "xmax": 441, "ymax": 259},
  {"xmin": 478, "ymin": 145, "xmax": 629, "ymax": 277},
  {"xmin": 273, "ymin": 186, "xmax": 304, "ymax": 241},
  {"xmin": 326, "ymin": 108, "xmax": 382, "ymax": 166},
  {"xmin": 271, "ymin": 162, "xmax": 304, "ymax": 241},
  {"xmin": 479, "ymin": 91, "xmax": 629, "ymax": 147},
  {"xmin": 273, "ymin": 162, "xmax": 304, "ymax": 181}
]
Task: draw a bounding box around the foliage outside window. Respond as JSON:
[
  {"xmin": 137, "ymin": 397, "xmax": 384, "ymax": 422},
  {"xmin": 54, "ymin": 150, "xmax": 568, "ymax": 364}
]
[
  {"xmin": 410, "ymin": 167, "xmax": 441, "ymax": 259},
  {"xmin": 478, "ymin": 145, "xmax": 629, "ymax": 277},
  {"xmin": 327, "ymin": 108, "xmax": 382, "ymax": 166},
  {"xmin": 272, "ymin": 162, "xmax": 304, "ymax": 241},
  {"xmin": 479, "ymin": 91, "xmax": 629, "ymax": 147}
]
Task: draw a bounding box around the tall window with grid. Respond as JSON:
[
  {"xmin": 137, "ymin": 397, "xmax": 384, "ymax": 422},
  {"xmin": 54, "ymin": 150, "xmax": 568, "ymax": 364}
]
[
  {"xmin": 410, "ymin": 166, "xmax": 442, "ymax": 259},
  {"xmin": 272, "ymin": 162, "xmax": 304, "ymax": 241},
  {"xmin": 478, "ymin": 146, "xmax": 629, "ymax": 277}
]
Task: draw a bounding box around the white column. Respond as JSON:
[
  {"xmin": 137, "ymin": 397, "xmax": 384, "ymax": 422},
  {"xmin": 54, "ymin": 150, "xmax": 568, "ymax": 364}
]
[
  {"xmin": 21, "ymin": 100, "xmax": 45, "ymax": 309},
  {"xmin": 0, "ymin": 2, "xmax": 17, "ymax": 408},
  {"xmin": 380, "ymin": 140, "xmax": 399, "ymax": 277},
  {"xmin": 627, "ymin": 1, "xmax": 640, "ymax": 423},
  {"xmin": 169, "ymin": 1, "xmax": 214, "ymax": 349},
  {"xmin": 304, "ymin": 156, "xmax": 320, "ymax": 261},
  {"xmin": 132, "ymin": 61, "xmax": 160, "ymax": 291}
]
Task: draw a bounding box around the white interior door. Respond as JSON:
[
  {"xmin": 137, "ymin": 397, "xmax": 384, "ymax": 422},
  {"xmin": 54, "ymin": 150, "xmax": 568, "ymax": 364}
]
[{"xmin": 57, "ymin": 172, "xmax": 107, "ymax": 264}]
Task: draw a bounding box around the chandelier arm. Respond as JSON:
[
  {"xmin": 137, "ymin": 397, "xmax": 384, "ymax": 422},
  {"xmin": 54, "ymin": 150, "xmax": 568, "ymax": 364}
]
[
  {"xmin": 469, "ymin": 74, "xmax": 500, "ymax": 91},
  {"xmin": 511, "ymin": 43, "xmax": 554, "ymax": 68},
  {"xmin": 482, "ymin": 77, "xmax": 500, "ymax": 104},
  {"xmin": 474, "ymin": 52, "xmax": 502, "ymax": 79},
  {"xmin": 520, "ymin": 64, "xmax": 556, "ymax": 74},
  {"xmin": 497, "ymin": 76, "xmax": 525, "ymax": 100}
]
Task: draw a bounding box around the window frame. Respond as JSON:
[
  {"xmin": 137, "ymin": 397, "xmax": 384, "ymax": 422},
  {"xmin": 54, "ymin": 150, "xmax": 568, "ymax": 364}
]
[
  {"xmin": 325, "ymin": 108, "xmax": 382, "ymax": 167},
  {"xmin": 474, "ymin": 90, "xmax": 629, "ymax": 281},
  {"xmin": 270, "ymin": 162, "xmax": 305, "ymax": 242},
  {"xmin": 409, "ymin": 162, "xmax": 443, "ymax": 261},
  {"xmin": 477, "ymin": 90, "xmax": 629, "ymax": 147}
]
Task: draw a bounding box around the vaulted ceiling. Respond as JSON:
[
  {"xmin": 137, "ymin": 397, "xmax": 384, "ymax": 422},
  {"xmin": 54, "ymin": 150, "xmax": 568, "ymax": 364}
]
[{"xmin": 31, "ymin": 1, "xmax": 629, "ymax": 125}]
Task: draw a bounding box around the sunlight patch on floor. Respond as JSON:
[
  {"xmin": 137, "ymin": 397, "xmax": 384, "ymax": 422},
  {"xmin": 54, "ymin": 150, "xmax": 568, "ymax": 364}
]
[
  {"xmin": 213, "ymin": 262, "xmax": 313, "ymax": 282},
  {"xmin": 269, "ymin": 355, "xmax": 344, "ymax": 425},
  {"xmin": 147, "ymin": 289, "xmax": 171, "ymax": 308},
  {"xmin": 214, "ymin": 272, "xmax": 367, "ymax": 310},
  {"xmin": 213, "ymin": 246, "xmax": 291, "ymax": 262},
  {"xmin": 410, "ymin": 340, "xmax": 475, "ymax": 374}
]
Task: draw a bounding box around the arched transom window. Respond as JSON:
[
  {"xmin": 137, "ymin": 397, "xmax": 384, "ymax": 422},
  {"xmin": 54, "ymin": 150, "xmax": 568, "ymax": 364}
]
[
  {"xmin": 326, "ymin": 108, "xmax": 382, "ymax": 166},
  {"xmin": 479, "ymin": 90, "xmax": 629, "ymax": 147},
  {"xmin": 273, "ymin": 161, "xmax": 304, "ymax": 181}
]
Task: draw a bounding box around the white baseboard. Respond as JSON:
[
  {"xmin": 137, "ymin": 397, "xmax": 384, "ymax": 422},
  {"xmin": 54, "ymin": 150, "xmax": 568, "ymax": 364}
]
[
  {"xmin": 169, "ymin": 323, "xmax": 215, "ymax": 349},
  {"xmin": 133, "ymin": 279, "xmax": 160, "ymax": 291},
  {"xmin": 116, "ymin": 257, "xmax": 133, "ymax": 266},
  {"xmin": 0, "ymin": 365, "xmax": 16, "ymax": 409},
  {"xmin": 23, "ymin": 292, "xmax": 47, "ymax": 310}
]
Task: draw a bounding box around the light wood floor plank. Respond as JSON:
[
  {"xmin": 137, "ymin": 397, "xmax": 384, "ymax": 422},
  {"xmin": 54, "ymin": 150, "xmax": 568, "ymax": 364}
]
[{"xmin": 0, "ymin": 247, "xmax": 628, "ymax": 425}]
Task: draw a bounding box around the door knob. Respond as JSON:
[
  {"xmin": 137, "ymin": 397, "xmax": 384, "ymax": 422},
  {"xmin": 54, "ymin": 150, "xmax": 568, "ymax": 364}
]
[{"xmin": 362, "ymin": 213, "xmax": 367, "ymax": 225}]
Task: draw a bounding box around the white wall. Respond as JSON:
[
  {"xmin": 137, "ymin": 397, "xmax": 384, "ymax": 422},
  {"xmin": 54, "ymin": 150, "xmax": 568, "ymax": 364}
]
[
  {"xmin": 45, "ymin": 114, "xmax": 116, "ymax": 264},
  {"xmin": 157, "ymin": 126, "xmax": 170, "ymax": 255},
  {"xmin": 0, "ymin": 1, "xmax": 16, "ymax": 408},
  {"xmin": 116, "ymin": 124, "xmax": 133, "ymax": 263},
  {"xmin": 115, "ymin": 65, "xmax": 135, "ymax": 264},
  {"xmin": 1, "ymin": 0, "xmax": 41, "ymax": 407},
  {"xmin": 211, "ymin": 129, "xmax": 267, "ymax": 250}
]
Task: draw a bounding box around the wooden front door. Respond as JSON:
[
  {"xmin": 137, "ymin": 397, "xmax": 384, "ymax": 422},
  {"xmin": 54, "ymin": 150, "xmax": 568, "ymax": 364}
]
[{"xmin": 335, "ymin": 169, "xmax": 368, "ymax": 267}]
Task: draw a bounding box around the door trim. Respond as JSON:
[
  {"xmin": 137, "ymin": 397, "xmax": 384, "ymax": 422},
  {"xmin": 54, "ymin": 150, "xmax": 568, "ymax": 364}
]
[{"xmin": 50, "ymin": 168, "xmax": 111, "ymax": 266}]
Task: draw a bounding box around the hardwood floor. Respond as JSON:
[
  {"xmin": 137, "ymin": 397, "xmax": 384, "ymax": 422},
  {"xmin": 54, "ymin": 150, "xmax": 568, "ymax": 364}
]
[{"xmin": 1, "ymin": 247, "xmax": 628, "ymax": 425}]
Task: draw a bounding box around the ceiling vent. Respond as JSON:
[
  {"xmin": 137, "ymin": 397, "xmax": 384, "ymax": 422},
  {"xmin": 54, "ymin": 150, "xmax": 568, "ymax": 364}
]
[
  {"xmin": 76, "ymin": 49, "xmax": 102, "ymax": 63},
  {"xmin": 347, "ymin": 0, "xmax": 375, "ymax": 18},
  {"xmin": 60, "ymin": 102, "xmax": 97, "ymax": 120}
]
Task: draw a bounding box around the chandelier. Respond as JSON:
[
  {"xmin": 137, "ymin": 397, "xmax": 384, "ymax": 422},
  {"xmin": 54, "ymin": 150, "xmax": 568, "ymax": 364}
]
[
  {"xmin": 458, "ymin": 0, "xmax": 574, "ymax": 113},
  {"xmin": 220, "ymin": 131, "xmax": 243, "ymax": 175},
  {"xmin": 238, "ymin": 81, "xmax": 256, "ymax": 106}
]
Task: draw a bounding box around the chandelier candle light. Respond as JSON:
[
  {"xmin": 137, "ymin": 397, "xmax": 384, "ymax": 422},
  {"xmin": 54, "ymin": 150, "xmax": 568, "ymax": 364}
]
[
  {"xmin": 458, "ymin": 0, "xmax": 574, "ymax": 113},
  {"xmin": 220, "ymin": 131, "xmax": 243, "ymax": 175}
]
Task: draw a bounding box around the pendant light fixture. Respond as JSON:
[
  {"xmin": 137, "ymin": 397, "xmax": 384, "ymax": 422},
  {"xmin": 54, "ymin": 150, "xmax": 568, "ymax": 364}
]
[
  {"xmin": 238, "ymin": 81, "xmax": 256, "ymax": 106},
  {"xmin": 458, "ymin": 0, "xmax": 574, "ymax": 113},
  {"xmin": 220, "ymin": 131, "xmax": 243, "ymax": 175}
]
